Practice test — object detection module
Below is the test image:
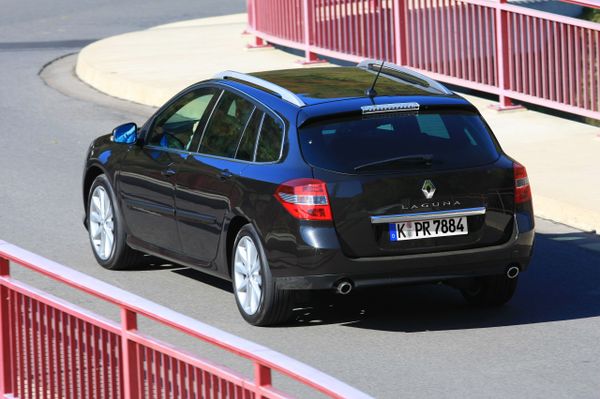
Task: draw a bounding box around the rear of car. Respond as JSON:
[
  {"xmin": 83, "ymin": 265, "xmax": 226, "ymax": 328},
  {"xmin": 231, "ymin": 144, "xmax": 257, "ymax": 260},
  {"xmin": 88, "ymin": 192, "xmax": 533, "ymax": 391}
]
[
  {"xmin": 84, "ymin": 63, "xmax": 535, "ymax": 326},
  {"xmin": 270, "ymin": 98, "xmax": 534, "ymax": 297}
]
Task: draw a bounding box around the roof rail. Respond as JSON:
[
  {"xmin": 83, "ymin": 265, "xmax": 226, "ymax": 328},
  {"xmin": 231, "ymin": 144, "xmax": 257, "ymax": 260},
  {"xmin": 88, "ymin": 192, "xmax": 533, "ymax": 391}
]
[
  {"xmin": 213, "ymin": 70, "xmax": 306, "ymax": 107},
  {"xmin": 357, "ymin": 59, "xmax": 453, "ymax": 95}
]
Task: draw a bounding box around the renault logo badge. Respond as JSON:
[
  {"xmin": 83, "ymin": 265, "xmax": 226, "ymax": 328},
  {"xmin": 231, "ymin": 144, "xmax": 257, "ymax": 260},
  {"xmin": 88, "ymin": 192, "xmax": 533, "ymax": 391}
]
[{"xmin": 422, "ymin": 180, "xmax": 436, "ymax": 199}]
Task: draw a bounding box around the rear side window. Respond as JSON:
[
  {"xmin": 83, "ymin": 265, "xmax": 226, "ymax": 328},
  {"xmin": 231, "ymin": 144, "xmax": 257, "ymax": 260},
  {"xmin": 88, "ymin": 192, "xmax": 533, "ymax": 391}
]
[
  {"xmin": 199, "ymin": 91, "xmax": 255, "ymax": 158},
  {"xmin": 236, "ymin": 110, "xmax": 263, "ymax": 161},
  {"xmin": 299, "ymin": 112, "xmax": 499, "ymax": 173},
  {"xmin": 256, "ymin": 114, "xmax": 284, "ymax": 162}
]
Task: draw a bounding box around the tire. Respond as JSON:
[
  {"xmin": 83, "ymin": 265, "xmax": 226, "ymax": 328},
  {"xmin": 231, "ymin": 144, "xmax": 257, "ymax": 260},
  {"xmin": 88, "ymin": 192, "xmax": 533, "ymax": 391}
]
[
  {"xmin": 461, "ymin": 274, "xmax": 518, "ymax": 307},
  {"xmin": 87, "ymin": 174, "xmax": 145, "ymax": 270},
  {"xmin": 231, "ymin": 224, "xmax": 294, "ymax": 326}
]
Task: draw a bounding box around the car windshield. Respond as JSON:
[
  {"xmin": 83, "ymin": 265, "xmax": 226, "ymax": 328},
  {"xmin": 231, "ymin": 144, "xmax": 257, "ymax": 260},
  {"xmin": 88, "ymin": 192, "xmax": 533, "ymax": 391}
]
[{"xmin": 298, "ymin": 111, "xmax": 500, "ymax": 173}]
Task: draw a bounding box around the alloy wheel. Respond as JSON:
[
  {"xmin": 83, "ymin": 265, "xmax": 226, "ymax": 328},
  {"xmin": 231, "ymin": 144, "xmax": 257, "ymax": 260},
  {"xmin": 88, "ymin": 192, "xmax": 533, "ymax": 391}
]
[
  {"xmin": 89, "ymin": 186, "xmax": 115, "ymax": 260},
  {"xmin": 233, "ymin": 236, "xmax": 263, "ymax": 315}
]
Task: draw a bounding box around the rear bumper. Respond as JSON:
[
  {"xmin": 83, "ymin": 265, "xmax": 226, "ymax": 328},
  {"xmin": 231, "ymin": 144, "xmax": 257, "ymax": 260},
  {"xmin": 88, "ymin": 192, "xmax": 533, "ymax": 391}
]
[{"xmin": 269, "ymin": 212, "xmax": 535, "ymax": 290}]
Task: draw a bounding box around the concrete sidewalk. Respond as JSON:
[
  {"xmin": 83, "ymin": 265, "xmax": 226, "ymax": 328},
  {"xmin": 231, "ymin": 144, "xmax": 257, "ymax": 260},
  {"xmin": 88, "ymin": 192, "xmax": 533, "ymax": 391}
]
[{"xmin": 76, "ymin": 13, "xmax": 600, "ymax": 233}]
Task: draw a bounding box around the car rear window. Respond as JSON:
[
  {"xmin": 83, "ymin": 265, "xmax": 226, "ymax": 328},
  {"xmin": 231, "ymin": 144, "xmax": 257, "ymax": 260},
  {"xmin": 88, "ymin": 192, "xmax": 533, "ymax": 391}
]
[{"xmin": 298, "ymin": 112, "xmax": 500, "ymax": 173}]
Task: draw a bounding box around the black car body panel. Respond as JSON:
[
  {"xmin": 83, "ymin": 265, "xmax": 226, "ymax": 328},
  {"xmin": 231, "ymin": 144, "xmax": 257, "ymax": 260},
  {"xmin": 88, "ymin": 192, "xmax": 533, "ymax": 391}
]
[
  {"xmin": 83, "ymin": 65, "xmax": 534, "ymax": 292},
  {"xmin": 313, "ymin": 160, "xmax": 516, "ymax": 258}
]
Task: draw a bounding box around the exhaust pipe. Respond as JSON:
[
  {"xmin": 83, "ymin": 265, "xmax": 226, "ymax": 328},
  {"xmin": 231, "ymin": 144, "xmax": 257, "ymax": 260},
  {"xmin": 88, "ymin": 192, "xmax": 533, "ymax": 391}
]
[
  {"xmin": 506, "ymin": 265, "xmax": 520, "ymax": 279},
  {"xmin": 335, "ymin": 280, "xmax": 353, "ymax": 295}
]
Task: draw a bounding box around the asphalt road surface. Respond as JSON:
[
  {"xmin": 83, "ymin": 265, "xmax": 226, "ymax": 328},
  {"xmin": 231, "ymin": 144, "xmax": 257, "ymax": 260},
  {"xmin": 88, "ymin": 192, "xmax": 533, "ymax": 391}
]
[{"xmin": 1, "ymin": 2, "xmax": 600, "ymax": 398}]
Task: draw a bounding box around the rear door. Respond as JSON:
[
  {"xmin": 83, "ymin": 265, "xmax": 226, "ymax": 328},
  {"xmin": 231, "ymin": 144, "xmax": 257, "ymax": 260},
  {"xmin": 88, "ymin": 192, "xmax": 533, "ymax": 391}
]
[
  {"xmin": 117, "ymin": 87, "xmax": 219, "ymax": 252},
  {"xmin": 175, "ymin": 89, "xmax": 257, "ymax": 263},
  {"xmin": 299, "ymin": 111, "xmax": 516, "ymax": 257}
]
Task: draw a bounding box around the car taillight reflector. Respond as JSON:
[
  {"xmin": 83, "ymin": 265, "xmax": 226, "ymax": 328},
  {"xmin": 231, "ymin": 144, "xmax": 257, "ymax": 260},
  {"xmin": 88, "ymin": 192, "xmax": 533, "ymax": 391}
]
[
  {"xmin": 514, "ymin": 162, "xmax": 532, "ymax": 204},
  {"xmin": 275, "ymin": 178, "xmax": 332, "ymax": 221}
]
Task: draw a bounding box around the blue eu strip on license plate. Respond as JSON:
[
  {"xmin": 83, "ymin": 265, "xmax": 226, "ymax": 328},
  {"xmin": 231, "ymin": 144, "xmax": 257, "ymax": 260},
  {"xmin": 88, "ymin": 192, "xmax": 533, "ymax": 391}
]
[{"xmin": 389, "ymin": 223, "xmax": 398, "ymax": 241}]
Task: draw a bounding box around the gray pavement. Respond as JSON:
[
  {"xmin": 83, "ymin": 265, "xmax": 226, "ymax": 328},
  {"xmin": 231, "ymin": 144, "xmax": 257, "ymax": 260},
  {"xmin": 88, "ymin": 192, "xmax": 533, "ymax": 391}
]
[{"xmin": 1, "ymin": 2, "xmax": 600, "ymax": 398}]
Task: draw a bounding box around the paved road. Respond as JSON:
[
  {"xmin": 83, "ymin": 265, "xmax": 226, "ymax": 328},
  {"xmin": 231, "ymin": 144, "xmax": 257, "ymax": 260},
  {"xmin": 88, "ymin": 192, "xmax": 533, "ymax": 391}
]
[{"xmin": 2, "ymin": 2, "xmax": 600, "ymax": 398}]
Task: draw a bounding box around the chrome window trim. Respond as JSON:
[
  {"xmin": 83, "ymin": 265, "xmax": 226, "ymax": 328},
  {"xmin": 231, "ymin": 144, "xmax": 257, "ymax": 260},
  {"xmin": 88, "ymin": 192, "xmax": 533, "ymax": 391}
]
[
  {"xmin": 143, "ymin": 145, "xmax": 189, "ymax": 156},
  {"xmin": 252, "ymin": 112, "xmax": 266, "ymax": 162},
  {"xmin": 370, "ymin": 207, "xmax": 486, "ymax": 224},
  {"xmin": 213, "ymin": 70, "xmax": 306, "ymax": 107}
]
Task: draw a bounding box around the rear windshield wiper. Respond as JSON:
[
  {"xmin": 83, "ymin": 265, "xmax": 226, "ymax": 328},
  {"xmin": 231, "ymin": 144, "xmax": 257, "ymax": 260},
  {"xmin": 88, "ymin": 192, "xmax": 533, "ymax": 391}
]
[{"xmin": 354, "ymin": 154, "xmax": 435, "ymax": 172}]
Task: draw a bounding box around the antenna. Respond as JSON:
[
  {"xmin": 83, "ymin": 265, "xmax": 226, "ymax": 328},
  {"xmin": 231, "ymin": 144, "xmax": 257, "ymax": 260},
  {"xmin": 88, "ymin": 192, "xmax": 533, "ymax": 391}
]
[{"xmin": 365, "ymin": 61, "xmax": 384, "ymax": 98}]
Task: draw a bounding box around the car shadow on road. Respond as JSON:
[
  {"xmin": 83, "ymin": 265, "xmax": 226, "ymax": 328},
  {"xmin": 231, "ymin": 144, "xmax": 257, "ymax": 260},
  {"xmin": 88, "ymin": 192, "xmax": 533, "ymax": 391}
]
[
  {"xmin": 171, "ymin": 267, "xmax": 234, "ymax": 293},
  {"xmin": 288, "ymin": 231, "xmax": 600, "ymax": 332}
]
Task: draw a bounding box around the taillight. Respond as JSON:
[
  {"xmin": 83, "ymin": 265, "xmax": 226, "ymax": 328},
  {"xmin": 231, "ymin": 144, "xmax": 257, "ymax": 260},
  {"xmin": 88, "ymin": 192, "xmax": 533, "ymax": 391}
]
[
  {"xmin": 274, "ymin": 178, "xmax": 332, "ymax": 221},
  {"xmin": 514, "ymin": 162, "xmax": 531, "ymax": 204}
]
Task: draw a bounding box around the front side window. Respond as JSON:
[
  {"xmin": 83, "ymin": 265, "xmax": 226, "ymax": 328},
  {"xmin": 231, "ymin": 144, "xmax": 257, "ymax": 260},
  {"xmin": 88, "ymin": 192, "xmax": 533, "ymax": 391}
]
[
  {"xmin": 198, "ymin": 91, "xmax": 255, "ymax": 158},
  {"xmin": 147, "ymin": 88, "xmax": 218, "ymax": 150}
]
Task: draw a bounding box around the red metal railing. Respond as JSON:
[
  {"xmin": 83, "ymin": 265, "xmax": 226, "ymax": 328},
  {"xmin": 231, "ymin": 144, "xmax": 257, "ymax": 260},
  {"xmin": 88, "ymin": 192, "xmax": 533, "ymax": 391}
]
[
  {"xmin": 0, "ymin": 241, "xmax": 372, "ymax": 399},
  {"xmin": 246, "ymin": 0, "xmax": 600, "ymax": 120}
]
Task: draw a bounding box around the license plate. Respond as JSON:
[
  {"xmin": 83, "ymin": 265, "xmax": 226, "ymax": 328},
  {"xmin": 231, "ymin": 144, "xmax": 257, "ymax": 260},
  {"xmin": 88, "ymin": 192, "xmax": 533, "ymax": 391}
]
[{"xmin": 389, "ymin": 217, "xmax": 468, "ymax": 241}]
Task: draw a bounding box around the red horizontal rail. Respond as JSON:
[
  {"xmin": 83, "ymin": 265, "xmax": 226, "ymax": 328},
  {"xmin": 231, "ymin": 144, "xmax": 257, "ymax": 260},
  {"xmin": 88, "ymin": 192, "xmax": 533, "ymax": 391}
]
[
  {"xmin": 0, "ymin": 241, "xmax": 372, "ymax": 399},
  {"xmin": 247, "ymin": 0, "xmax": 600, "ymax": 121}
]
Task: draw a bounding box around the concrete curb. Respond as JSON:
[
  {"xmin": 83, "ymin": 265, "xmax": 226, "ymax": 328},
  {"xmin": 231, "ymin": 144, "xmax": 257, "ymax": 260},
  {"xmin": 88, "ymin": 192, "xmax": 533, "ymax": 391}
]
[
  {"xmin": 75, "ymin": 14, "xmax": 252, "ymax": 107},
  {"xmin": 75, "ymin": 13, "xmax": 330, "ymax": 107},
  {"xmin": 535, "ymin": 195, "xmax": 599, "ymax": 234},
  {"xmin": 75, "ymin": 14, "xmax": 600, "ymax": 234},
  {"xmin": 76, "ymin": 34, "xmax": 176, "ymax": 107}
]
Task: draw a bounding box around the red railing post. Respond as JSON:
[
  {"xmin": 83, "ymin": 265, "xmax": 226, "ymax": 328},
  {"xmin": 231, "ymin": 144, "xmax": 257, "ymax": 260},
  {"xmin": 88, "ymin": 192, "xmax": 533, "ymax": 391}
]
[
  {"xmin": 243, "ymin": 0, "xmax": 254, "ymax": 34},
  {"xmin": 254, "ymin": 362, "xmax": 272, "ymax": 399},
  {"xmin": 247, "ymin": 0, "xmax": 254, "ymax": 29},
  {"xmin": 0, "ymin": 257, "xmax": 14, "ymax": 396},
  {"xmin": 301, "ymin": 0, "xmax": 323, "ymax": 63},
  {"xmin": 393, "ymin": 0, "xmax": 409, "ymax": 65},
  {"xmin": 247, "ymin": 0, "xmax": 268, "ymax": 47},
  {"xmin": 121, "ymin": 308, "xmax": 140, "ymax": 399},
  {"xmin": 495, "ymin": 0, "xmax": 518, "ymax": 108}
]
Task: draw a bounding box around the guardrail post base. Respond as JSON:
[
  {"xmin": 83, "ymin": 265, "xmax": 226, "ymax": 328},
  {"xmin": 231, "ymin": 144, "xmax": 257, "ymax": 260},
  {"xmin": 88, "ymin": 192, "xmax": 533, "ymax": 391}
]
[
  {"xmin": 246, "ymin": 36, "xmax": 273, "ymax": 50},
  {"xmin": 296, "ymin": 52, "xmax": 327, "ymax": 65},
  {"xmin": 489, "ymin": 95, "xmax": 526, "ymax": 112}
]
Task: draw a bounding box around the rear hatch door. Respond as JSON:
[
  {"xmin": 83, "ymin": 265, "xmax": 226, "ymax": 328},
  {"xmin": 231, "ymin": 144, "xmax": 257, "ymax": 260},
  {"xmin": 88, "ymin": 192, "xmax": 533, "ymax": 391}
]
[{"xmin": 300, "ymin": 110, "xmax": 516, "ymax": 257}]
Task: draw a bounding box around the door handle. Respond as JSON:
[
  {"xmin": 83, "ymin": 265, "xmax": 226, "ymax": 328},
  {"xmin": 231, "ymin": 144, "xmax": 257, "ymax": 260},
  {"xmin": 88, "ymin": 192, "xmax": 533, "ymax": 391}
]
[
  {"xmin": 219, "ymin": 169, "xmax": 233, "ymax": 181},
  {"xmin": 161, "ymin": 168, "xmax": 177, "ymax": 177}
]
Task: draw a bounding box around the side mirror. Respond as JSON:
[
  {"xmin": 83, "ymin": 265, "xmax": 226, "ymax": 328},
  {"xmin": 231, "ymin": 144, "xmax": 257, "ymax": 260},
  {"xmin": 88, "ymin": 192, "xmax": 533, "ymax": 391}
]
[{"xmin": 112, "ymin": 122, "xmax": 138, "ymax": 144}]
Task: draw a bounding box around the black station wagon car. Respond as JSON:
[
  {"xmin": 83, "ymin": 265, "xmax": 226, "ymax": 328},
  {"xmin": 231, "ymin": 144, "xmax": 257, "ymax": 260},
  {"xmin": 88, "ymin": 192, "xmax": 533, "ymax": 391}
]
[{"xmin": 83, "ymin": 60, "xmax": 535, "ymax": 326}]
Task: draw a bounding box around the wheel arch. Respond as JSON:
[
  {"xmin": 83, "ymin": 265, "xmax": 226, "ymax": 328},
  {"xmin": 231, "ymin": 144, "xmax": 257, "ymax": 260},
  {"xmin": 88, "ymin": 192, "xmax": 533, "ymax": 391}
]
[
  {"xmin": 225, "ymin": 215, "xmax": 251, "ymax": 278},
  {"xmin": 83, "ymin": 165, "xmax": 106, "ymax": 209},
  {"xmin": 83, "ymin": 164, "xmax": 114, "ymax": 228}
]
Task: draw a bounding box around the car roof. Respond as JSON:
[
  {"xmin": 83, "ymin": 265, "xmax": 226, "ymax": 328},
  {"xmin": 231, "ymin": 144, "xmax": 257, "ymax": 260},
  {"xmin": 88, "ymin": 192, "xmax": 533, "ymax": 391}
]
[
  {"xmin": 213, "ymin": 61, "xmax": 466, "ymax": 107},
  {"xmin": 250, "ymin": 66, "xmax": 453, "ymax": 105},
  {"xmin": 210, "ymin": 62, "xmax": 478, "ymax": 126}
]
